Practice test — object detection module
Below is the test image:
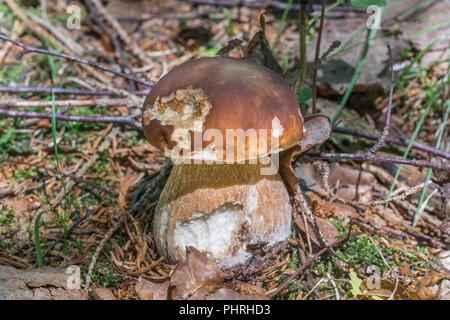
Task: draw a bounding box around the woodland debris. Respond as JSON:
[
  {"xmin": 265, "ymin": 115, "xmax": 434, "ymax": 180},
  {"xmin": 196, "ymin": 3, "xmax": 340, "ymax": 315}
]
[
  {"xmin": 91, "ymin": 287, "xmax": 118, "ymax": 300},
  {"xmin": 135, "ymin": 277, "xmax": 169, "ymax": 300},
  {"xmin": 136, "ymin": 247, "xmax": 266, "ymax": 300},
  {"xmin": 169, "ymin": 246, "xmax": 224, "ymax": 300}
]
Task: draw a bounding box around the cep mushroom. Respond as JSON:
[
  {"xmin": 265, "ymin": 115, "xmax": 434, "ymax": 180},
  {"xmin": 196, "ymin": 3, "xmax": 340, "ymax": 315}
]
[{"xmin": 142, "ymin": 57, "xmax": 331, "ymax": 266}]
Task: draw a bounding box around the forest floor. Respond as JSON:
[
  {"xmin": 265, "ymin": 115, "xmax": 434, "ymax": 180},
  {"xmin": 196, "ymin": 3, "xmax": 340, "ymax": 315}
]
[{"xmin": 0, "ymin": 0, "xmax": 449, "ymax": 300}]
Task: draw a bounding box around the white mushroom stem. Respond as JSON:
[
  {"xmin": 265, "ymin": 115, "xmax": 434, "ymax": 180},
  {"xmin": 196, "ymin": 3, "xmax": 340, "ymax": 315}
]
[{"xmin": 153, "ymin": 161, "xmax": 292, "ymax": 266}]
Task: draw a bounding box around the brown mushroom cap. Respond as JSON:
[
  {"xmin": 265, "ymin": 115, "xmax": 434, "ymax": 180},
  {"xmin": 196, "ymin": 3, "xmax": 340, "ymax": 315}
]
[{"xmin": 142, "ymin": 57, "xmax": 304, "ymax": 162}]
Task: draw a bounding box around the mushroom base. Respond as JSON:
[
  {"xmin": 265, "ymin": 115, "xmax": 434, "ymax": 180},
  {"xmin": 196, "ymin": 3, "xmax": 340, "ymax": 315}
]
[{"xmin": 153, "ymin": 161, "xmax": 292, "ymax": 267}]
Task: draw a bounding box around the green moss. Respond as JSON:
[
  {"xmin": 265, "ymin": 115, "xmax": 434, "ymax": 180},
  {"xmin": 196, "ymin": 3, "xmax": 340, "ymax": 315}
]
[
  {"xmin": 0, "ymin": 208, "xmax": 15, "ymax": 226},
  {"xmin": 330, "ymin": 218, "xmax": 347, "ymax": 238},
  {"xmin": 82, "ymin": 245, "xmax": 121, "ymax": 288},
  {"xmin": 14, "ymin": 166, "xmax": 38, "ymax": 184},
  {"xmin": 62, "ymin": 108, "xmax": 107, "ymax": 139},
  {"xmin": 336, "ymin": 236, "xmax": 388, "ymax": 271},
  {"xmin": 0, "ymin": 119, "xmax": 34, "ymax": 157},
  {"xmin": 0, "ymin": 60, "xmax": 28, "ymax": 85},
  {"xmin": 0, "ymin": 207, "xmax": 15, "ymax": 250},
  {"xmin": 287, "ymin": 250, "xmax": 299, "ymax": 269}
]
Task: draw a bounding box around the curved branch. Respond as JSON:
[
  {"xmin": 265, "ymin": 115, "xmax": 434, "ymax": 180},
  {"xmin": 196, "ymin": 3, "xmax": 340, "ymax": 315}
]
[
  {"xmin": 0, "ymin": 108, "xmax": 142, "ymax": 130},
  {"xmin": 301, "ymin": 152, "xmax": 450, "ymax": 171},
  {"xmin": 0, "ymin": 34, "xmax": 152, "ymax": 88},
  {"xmin": 333, "ymin": 127, "xmax": 450, "ymax": 161}
]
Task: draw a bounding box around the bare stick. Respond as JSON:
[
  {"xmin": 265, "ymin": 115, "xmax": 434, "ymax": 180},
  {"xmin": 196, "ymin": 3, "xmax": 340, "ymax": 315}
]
[
  {"xmin": 0, "ymin": 98, "xmax": 142, "ymax": 108},
  {"xmin": 87, "ymin": 0, "xmax": 151, "ymax": 66},
  {"xmin": 1, "ymin": 108, "xmax": 447, "ymax": 170},
  {"xmin": 267, "ymin": 220, "xmax": 356, "ymax": 299},
  {"xmin": 84, "ymin": 214, "xmax": 126, "ymax": 290},
  {"xmin": 313, "ymin": 160, "xmax": 428, "ymax": 207},
  {"xmin": 293, "ymin": 184, "xmax": 330, "ymax": 250},
  {"xmin": 311, "ymin": 0, "xmax": 326, "ymax": 114},
  {"xmin": 301, "ymin": 152, "xmax": 450, "ymax": 171},
  {"xmin": 0, "ymin": 108, "xmax": 142, "ymax": 130},
  {"xmin": 3, "ymin": 90, "xmax": 446, "ymax": 160},
  {"xmin": 334, "ymin": 127, "xmax": 450, "ymax": 161},
  {"xmin": 187, "ymin": 0, "xmax": 366, "ymax": 12},
  {"xmin": 368, "ymin": 45, "xmax": 394, "ymax": 156},
  {"xmin": 84, "ymin": 0, "xmax": 132, "ymax": 76},
  {"xmin": 0, "ymin": 85, "xmax": 147, "ymax": 96},
  {"xmin": 0, "ymin": 34, "xmax": 152, "ymax": 87}
]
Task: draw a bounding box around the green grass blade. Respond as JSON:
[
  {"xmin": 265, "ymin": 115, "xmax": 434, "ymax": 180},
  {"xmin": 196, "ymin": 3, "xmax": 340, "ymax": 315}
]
[
  {"xmin": 34, "ymin": 210, "xmax": 46, "ymax": 268},
  {"xmin": 332, "ymin": 11, "xmax": 381, "ymax": 125},
  {"xmin": 46, "ymin": 54, "xmax": 57, "ymax": 84},
  {"xmin": 388, "ymin": 74, "xmax": 450, "ymax": 199},
  {"xmin": 272, "ymin": 0, "xmax": 295, "ymax": 50},
  {"xmin": 413, "ymin": 100, "xmax": 450, "ymax": 226}
]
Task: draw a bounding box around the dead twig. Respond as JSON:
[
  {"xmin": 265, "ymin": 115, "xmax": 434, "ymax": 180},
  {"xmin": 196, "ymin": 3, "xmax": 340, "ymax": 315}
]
[
  {"xmin": 87, "ymin": 0, "xmax": 152, "ymax": 66},
  {"xmin": 187, "ymin": 0, "xmax": 366, "ymax": 12},
  {"xmin": 267, "ymin": 220, "xmax": 356, "ymax": 299},
  {"xmin": 2, "ymin": 106, "xmax": 447, "ymax": 171},
  {"xmin": 334, "ymin": 127, "xmax": 450, "ymax": 161},
  {"xmin": 0, "ymin": 85, "xmax": 147, "ymax": 96},
  {"xmin": 85, "ymin": 0, "xmax": 129, "ymax": 66},
  {"xmin": 367, "ymin": 45, "xmax": 395, "ymax": 156},
  {"xmin": 0, "ymin": 98, "xmax": 142, "ymax": 108},
  {"xmin": 0, "ymin": 34, "xmax": 152, "ymax": 87},
  {"xmin": 0, "ymin": 108, "xmax": 142, "ymax": 130},
  {"xmin": 293, "ymin": 183, "xmax": 330, "ymax": 251},
  {"xmin": 302, "ymin": 152, "xmax": 450, "ymax": 171},
  {"xmin": 313, "ymin": 160, "xmax": 428, "ymax": 207},
  {"xmin": 84, "ymin": 214, "xmax": 126, "ymax": 290}
]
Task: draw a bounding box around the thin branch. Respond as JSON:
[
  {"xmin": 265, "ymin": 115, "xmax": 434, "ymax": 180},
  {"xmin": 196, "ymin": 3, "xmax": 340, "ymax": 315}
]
[
  {"xmin": 318, "ymin": 40, "xmax": 341, "ymax": 63},
  {"xmin": 84, "ymin": 214, "xmax": 126, "ymax": 290},
  {"xmin": 268, "ymin": 220, "xmax": 356, "ymax": 299},
  {"xmin": 368, "ymin": 45, "xmax": 394, "ymax": 156},
  {"xmin": 301, "ymin": 152, "xmax": 450, "ymax": 171},
  {"xmin": 1, "ymin": 107, "xmax": 448, "ymax": 164},
  {"xmin": 0, "ymin": 34, "xmax": 152, "ymax": 87},
  {"xmin": 187, "ymin": 0, "xmax": 366, "ymax": 12},
  {"xmin": 85, "ymin": 0, "xmax": 133, "ymax": 81},
  {"xmin": 0, "ymin": 98, "xmax": 141, "ymax": 108},
  {"xmin": 0, "ymin": 108, "xmax": 142, "ymax": 130},
  {"xmin": 0, "ymin": 85, "xmax": 146, "ymax": 96},
  {"xmin": 334, "ymin": 127, "xmax": 450, "ymax": 161},
  {"xmin": 87, "ymin": 0, "xmax": 151, "ymax": 66},
  {"xmin": 311, "ymin": 0, "xmax": 326, "ymax": 114},
  {"xmin": 313, "ymin": 160, "xmax": 428, "ymax": 207}
]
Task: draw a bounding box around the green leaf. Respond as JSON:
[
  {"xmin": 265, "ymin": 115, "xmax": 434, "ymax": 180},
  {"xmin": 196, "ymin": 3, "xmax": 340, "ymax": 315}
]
[
  {"xmin": 349, "ymin": 269, "xmax": 363, "ymax": 297},
  {"xmin": 0, "ymin": 127, "xmax": 14, "ymax": 146},
  {"xmin": 297, "ymin": 86, "xmax": 312, "ymax": 103},
  {"xmin": 351, "ymin": 0, "xmax": 386, "ymax": 8}
]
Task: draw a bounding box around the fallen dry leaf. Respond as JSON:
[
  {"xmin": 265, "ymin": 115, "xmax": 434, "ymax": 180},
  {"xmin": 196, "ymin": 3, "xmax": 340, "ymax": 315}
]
[
  {"xmin": 117, "ymin": 172, "xmax": 145, "ymax": 207},
  {"xmin": 92, "ymin": 287, "xmax": 118, "ymax": 300},
  {"xmin": 234, "ymin": 280, "xmax": 267, "ymax": 297},
  {"xmin": 206, "ymin": 288, "xmax": 266, "ymax": 300},
  {"xmin": 135, "ymin": 277, "xmax": 169, "ymax": 300},
  {"xmin": 327, "ymin": 164, "xmax": 376, "ymax": 186},
  {"xmin": 169, "ymin": 247, "xmax": 223, "ymax": 300},
  {"xmin": 416, "ymin": 272, "xmax": 446, "ymax": 300},
  {"xmin": 309, "ymin": 192, "xmax": 358, "ymax": 219},
  {"xmin": 294, "ymin": 215, "xmax": 339, "ymax": 248}
]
